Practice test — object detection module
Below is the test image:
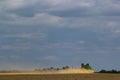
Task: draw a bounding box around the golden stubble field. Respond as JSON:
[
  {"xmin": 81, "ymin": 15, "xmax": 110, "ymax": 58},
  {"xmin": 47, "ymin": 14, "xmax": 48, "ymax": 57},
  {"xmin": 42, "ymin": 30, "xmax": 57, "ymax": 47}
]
[{"xmin": 0, "ymin": 73, "xmax": 120, "ymax": 80}]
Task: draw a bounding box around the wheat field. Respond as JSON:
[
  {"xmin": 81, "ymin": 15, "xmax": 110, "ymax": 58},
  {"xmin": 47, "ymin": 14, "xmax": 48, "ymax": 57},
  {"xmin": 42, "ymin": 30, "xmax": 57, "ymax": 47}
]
[{"xmin": 0, "ymin": 73, "xmax": 120, "ymax": 80}]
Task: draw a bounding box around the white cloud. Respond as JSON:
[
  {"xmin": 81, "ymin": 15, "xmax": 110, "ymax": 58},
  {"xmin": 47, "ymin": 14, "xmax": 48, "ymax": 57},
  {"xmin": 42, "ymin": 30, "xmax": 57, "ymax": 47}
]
[
  {"xmin": 78, "ymin": 41, "xmax": 86, "ymax": 44},
  {"xmin": 44, "ymin": 56, "xmax": 57, "ymax": 61},
  {"xmin": 0, "ymin": 45, "xmax": 30, "ymax": 50},
  {"xmin": 0, "ymin": 0, "xmax": 24, "ymax": 10},
  {"xmin": 0, "ymin": 0, "xmax": 39, "ymax": 11},
  {"xmin": 3, "ymin": 33, "xmax": 46, "ymax": 39},
  {"xmin": 115, "ymin": 30, "xmax": 120, "ymax": 33},
  {"xmin": 106, "ymin": 21, "xmax": 117, "ymax": 27},
  {"xmin": 6, "ymin": 0, "xmax": 24, "ymax": 8},
  {"xmin": 0, "ymin": 12, "xmax": 62, "ymax": 28}
]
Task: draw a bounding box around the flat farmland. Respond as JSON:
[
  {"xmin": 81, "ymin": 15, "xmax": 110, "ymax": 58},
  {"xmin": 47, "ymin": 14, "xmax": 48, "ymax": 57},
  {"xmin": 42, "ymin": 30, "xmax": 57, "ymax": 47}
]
[{"xmin": 0, "ymin": 73, "xmax": 120, "ymax": 80}]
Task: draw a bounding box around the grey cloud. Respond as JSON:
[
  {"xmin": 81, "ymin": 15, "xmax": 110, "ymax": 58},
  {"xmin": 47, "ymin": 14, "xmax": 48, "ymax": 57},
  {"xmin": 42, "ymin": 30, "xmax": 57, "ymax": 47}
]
[
  {"xmin": 49, "ymin": 3, "xmax": 120, "ymax": 17},
  {"xmin": 1, "ymin": 0, "xmax": 120, "ymax": 18},
  {"xmin": 7, "ymin": 3, "xmax": 48, "ymax": 17},
  {"xmin": 4, "ymin": 0, "xmax": 52, "ymax": 17},
  {"xmin": 9, "ymin": 7, "xmax": 36, "ymax": 17},
  {"xmin": 49, "ymin": 7, "xmax": 96, "ymax": 17}
]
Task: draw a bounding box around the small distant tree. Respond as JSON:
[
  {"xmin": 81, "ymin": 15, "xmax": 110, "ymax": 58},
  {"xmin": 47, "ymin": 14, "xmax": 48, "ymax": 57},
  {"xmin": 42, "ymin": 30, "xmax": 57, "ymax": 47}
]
[
  {"xmin": 111, "ymin": 69, "xmax": 117, "ymax": 73},
  {"xmin": 99, "ymin": 69, "xmax": 107, "ymax": 73},
  {"xmin": 56, "ymin": 68, "xmax": 60, "ymax": 70},
  {"xmin": 62, "ymin": 66, "xmax": 70, "ymax": 69},
  {"xmin": 50, "ymin": 67, "xmax": 54, "ymax": 70}
]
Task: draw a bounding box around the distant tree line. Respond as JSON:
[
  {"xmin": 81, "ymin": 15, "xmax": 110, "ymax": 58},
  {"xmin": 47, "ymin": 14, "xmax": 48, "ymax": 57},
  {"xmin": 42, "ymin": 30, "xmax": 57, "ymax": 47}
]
[{"xmin": 98, "ymin": 69, "xmax": 120, "ymax": 73}]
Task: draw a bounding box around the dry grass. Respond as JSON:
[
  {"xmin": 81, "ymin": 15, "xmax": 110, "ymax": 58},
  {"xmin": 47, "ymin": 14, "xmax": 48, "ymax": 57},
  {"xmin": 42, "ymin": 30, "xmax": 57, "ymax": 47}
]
[{"xmin": 0, "ymin": 73, "xmax": 120, "ymax": 80}]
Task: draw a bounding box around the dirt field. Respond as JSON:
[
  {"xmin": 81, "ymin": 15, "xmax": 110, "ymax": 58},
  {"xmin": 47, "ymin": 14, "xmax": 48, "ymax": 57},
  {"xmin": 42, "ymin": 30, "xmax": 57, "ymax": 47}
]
[{"xmin": 0, "ymin": 73, "xmax": 120, "ymax": 80}]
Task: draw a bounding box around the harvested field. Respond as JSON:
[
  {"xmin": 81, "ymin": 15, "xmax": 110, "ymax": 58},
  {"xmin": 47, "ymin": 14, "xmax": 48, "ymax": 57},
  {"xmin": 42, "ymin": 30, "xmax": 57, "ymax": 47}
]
[{"xmin": 0, "ymin": 73, "xmax": 120, "ymax": 80}]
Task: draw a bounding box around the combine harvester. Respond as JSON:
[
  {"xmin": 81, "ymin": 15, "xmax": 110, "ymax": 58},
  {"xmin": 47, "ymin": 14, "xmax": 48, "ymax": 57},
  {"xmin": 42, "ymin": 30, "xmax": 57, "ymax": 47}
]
[
  {"xmin": 36, "ymin": 63, "xmax": 94, "ymax": 74},
  {"xmin": 57, "ymin": 63, "xmax": 94, "ymax": 74}
]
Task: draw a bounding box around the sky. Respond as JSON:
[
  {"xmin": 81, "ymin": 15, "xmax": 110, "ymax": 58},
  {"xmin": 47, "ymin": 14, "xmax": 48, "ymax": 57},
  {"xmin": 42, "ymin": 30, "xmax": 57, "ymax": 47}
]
[{"xmin": 0, "ymin": 0, "xmax": 120, "ymax": 71}]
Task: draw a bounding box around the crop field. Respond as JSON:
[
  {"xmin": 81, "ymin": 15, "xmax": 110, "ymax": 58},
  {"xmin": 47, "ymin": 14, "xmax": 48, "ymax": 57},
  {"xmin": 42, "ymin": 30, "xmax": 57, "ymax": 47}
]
[{"xmin": 0, "ymin": 73, "xmax": 120, "ymax": 80}]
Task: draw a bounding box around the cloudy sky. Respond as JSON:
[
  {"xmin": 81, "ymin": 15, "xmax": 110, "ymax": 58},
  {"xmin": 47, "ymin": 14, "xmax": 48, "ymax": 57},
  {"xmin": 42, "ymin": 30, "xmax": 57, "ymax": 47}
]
[{"xmin": 0, "ymin": 0, "xmax": 120, "ymax": 71}]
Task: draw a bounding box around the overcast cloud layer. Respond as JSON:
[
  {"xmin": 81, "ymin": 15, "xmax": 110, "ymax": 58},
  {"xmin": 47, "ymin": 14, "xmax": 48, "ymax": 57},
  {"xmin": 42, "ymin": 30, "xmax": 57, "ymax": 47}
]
[{"xmin": 0, "ymin": 0, "xmax": 120, "ymax": 70}]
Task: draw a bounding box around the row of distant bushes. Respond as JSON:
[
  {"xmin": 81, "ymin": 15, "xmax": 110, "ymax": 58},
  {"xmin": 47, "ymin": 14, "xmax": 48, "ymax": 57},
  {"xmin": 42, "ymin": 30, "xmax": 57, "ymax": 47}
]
[
  {"xmin": 98, "ymin": 69, "xmax": 120, "ymax": 73},
  {"xmin": 0, "ymin": 70, "xmax": 21, "ymax": 73}
]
